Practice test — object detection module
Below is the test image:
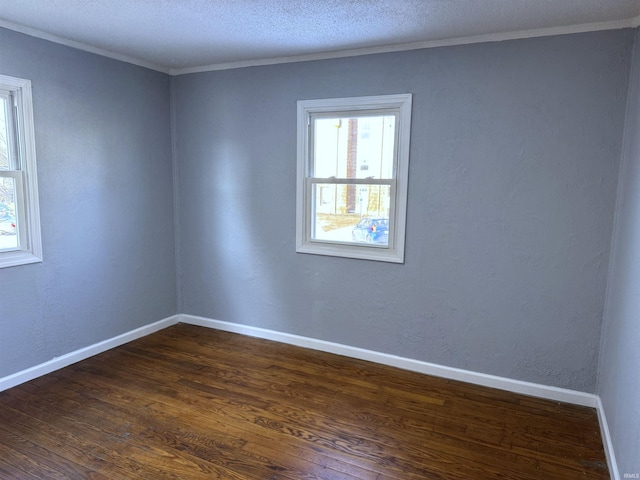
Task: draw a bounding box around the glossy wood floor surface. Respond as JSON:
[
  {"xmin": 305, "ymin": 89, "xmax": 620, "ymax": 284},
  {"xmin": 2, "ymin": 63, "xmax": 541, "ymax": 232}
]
[{"xmin": 0, "ymin": 323, "xmax": 608, "ymax": 479}]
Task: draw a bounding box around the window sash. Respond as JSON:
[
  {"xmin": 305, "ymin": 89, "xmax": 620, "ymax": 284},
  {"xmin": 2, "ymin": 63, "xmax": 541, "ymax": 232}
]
[
  {"xmin": 307, "ymin": 111, "xmax": 400, "ymax": 180},
  {"xmin": 0, "ymin": 170, "xmax": 27, "ymax": 252},
  {"xmin": 0, "ymin": 89, "xmax": 20, "ymax": 171},
  {"xmin": 303, "ymin": 177, "xmax": 396, "ymax": 249},
  {"xmin": 305, "ymin": 110, "xmax": 400, "ymax": 249}
]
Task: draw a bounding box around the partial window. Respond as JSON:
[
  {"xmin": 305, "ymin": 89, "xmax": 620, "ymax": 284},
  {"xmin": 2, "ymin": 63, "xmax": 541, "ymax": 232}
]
[
  {"xmin": 296, "ymin": 94, "xmax": 412, "ymax": 263},
  {"xmin": 0, "ymin": 74, "xmax": 42, "ymax": 268}
]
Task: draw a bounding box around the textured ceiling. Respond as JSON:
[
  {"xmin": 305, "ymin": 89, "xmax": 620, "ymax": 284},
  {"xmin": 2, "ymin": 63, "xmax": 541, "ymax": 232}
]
[{"xmin": 0, "ymin": 0, "xmax": 639, "ymax": 74}]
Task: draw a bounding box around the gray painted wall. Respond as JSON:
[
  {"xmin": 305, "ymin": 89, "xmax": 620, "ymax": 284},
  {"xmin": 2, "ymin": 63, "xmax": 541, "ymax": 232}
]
[
  {"xmin": 598, "ymin": 29, "xmax": 640, "ymax": 477},
  {"xmin": 0, "ymin": 21, "xmax": 637, "ymax": 473},
  {"xmin": 0, "ymin": 28, "xmax": 176, "ymax": 377},
  {"xmin": 174, "ymin": 30, "xmax": 633, "ymax": 392}
]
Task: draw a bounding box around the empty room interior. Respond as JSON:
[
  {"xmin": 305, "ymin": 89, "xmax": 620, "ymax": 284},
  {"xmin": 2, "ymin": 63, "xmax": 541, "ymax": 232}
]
[{"xmin": 1, "ymin": 1, "xmax": 639, "ymax": 479}]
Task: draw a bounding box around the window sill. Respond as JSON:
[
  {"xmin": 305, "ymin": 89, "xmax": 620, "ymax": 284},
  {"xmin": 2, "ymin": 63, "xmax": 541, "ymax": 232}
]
[
  {"xmin": 0, "ymin": 250, "xmax": 43, "ymax": 269},
  {"xmin": 296, "ymin": 241, "xmax": 404, "ymax": 263}
]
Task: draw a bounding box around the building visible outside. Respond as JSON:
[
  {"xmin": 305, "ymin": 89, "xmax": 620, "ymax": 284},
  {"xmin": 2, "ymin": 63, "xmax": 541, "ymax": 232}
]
[{"xmin": 312, "ymin": 114, "xmax": 395, "ymax": 245}]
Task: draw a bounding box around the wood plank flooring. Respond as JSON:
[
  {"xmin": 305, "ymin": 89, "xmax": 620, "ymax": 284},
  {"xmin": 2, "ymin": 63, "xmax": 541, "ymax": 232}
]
[{"xmin": 0, "ymin": 323, "xmax": 609, "ymax": 479}]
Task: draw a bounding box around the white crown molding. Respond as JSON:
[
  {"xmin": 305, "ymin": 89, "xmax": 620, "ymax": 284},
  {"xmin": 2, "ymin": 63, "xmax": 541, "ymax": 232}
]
[
  {"xmin": 0, "ymin": 315, "xmax": 180, "ymax": 392},
  {"xmin": 0, "ymin": 18, "xmax": 169, "ymax": 74},
  {"xmin": 0, "ymin": 14, "xmax": 637, "ymax": 77},
  {"xmin": 179, "ymin": 314, "xmax": 598, "ymax": 407},
  {"xmin": 170, "ymin": 17, "xmax": 640, "ymax": 75}
]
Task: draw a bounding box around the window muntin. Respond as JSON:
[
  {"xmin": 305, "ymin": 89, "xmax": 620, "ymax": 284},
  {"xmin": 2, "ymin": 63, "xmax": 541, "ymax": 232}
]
[
  {"xmin": 296, "ymin": 94, "xmax": 411, "ymax": 263},
  {"xmin": 0, "ymin": 74, "xmax": 42, "ymax": 268}
]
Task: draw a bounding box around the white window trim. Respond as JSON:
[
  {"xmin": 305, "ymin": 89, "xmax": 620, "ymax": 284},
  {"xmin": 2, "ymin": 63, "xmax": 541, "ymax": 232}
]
[
  {"xmin": 0, "ymin": 74, "xmax": 42, "ymax": 269},
  {"xmin": 296, "ymin": 94, "xmax": 412, "ymax": 263}
]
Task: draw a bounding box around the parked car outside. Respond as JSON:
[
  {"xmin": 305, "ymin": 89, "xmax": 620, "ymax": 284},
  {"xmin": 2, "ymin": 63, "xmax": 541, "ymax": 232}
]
[{"xmin": 352, "ymin": 217, "xmax": 389, "ymax": 244}]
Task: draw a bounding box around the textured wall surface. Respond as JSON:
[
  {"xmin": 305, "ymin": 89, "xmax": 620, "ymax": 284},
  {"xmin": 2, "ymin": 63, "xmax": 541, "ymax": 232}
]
[
  {"xmin": 174, "ymin": 30, "xmax": 633, "ymax": 392},
  {"xmin": 0, "ymin": 28, "xmax": 176, "ymax": 377},
  {"xmin": 598, "ymin": 29, "xmax": 640, "ymax": 478},
  {"xmin": 0, "ymin": 23, "xmax": 635, "ymax": 400}
]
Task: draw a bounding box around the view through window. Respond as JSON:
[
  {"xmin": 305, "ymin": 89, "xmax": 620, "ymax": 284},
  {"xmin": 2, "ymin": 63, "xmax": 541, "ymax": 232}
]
[
  {"xmin": 311, "ymin": 115, "xmax": 395, "ymax": 246},
  {"xmin": 0, "ymin": 94, "xmax": 18, "ymax": 252},
  {"xmin": 297, "ymin": 94, "xmax": 412, "ymax": 263}
]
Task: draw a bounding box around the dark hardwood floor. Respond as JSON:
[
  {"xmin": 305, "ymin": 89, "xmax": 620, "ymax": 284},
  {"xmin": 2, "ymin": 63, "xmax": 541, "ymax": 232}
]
[{"xmin": 0, "ymin": 323, "xmax": 608, "ymax": 479}]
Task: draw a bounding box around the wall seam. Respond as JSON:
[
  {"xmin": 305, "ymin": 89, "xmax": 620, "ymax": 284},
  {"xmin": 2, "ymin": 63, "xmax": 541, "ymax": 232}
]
[
  {"xmin": 169, "ymin": 75, "xmax": 184, "ymax": 313},
  {"xmin": 595, "ymin": 27, "xmax": 639, "ymax": 395}
]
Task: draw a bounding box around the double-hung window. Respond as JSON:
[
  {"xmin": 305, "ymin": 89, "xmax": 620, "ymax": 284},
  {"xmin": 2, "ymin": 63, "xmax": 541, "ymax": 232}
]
[
  {"xmin": 0, "ymin": 74, "xmax": 42, "ymax": 268},
  {"xmin": 296, "ymin": 94, "xmax": 412, "ymax": 263}
]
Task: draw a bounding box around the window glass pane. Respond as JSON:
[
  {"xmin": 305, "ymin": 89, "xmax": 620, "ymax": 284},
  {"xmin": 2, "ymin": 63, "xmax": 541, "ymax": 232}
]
[
  {"xmin": 313, "ymin": 115, "xmax": 396, "ymax": 179},
  {"xmin": 0, "ymin": 97, "xmax": 9, "ymax": 170},
  {"xmin": 0, "ymin": 177, "xmax": 19, "ymax": 251},
  {"xmin": 312, "ymin": 183, "xmax": 391, "ymax": 246}
]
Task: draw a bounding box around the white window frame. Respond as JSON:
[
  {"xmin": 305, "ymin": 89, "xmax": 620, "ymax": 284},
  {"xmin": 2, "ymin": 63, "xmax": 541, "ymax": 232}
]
[
  {"xmin": 0, "ymin": 74, "xmax": 42, "ymax": 268},
  {"xmin": 296, "ymin": 94, "xmax": 412, "ymax": 263}
]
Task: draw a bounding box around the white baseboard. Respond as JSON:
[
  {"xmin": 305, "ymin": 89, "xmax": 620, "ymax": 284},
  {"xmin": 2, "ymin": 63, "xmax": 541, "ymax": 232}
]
[
  {"xmin": 596, "ymin": 397, "xmax": 620, "ymax": 480},
  {"xmin": 0, "ymin": 314, "xmax": 181, "ymax": 392},
  {"xmin": 179, "ymin": 314, "xmax": 598, "ymax": 408},
  {"xmin": 0, "ymin": 312, "xmax": 616, "ymax": 476},
  {"xmin": 0, "ymin": 312, "xmax": 599, "ymax": 407},
  {"xmin": 182, "ymin": 315, "xmax": 621, "ymax": 474}
]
